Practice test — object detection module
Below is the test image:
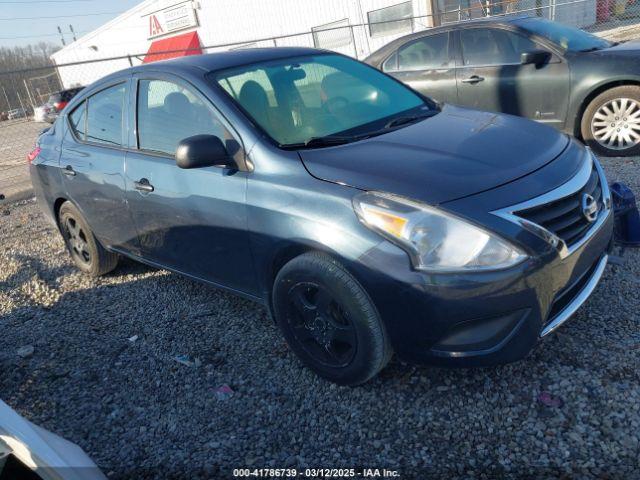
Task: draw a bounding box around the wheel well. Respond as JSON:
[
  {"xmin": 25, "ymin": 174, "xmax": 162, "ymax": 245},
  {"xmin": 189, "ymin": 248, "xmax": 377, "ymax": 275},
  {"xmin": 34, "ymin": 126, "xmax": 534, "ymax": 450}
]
[
  {"xmin": 265, "ymin": 243, "xmax": 327, "ymax": 320},
  {"xmin": 575, "ymin": 80, "xmax": 640, "ymax": 139},
  {"xmin": 53, "ymin": 197, "xmax": 67, "ymax": 224}
]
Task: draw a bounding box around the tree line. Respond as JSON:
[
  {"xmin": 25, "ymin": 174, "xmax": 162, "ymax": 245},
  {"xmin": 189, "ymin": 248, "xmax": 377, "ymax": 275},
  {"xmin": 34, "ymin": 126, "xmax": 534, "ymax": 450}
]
[{"xmin": 0, "ymin": 42, "xmax": 60, "ymax": 114}]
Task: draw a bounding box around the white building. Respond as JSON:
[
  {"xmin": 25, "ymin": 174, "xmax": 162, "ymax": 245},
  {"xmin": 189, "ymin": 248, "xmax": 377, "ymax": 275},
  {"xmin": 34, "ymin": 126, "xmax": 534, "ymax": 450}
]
[
  {"xmin": 52, "ymin": 0, "xmax": 436, "ymax": 88},
  {"xmin": 51, "ymin": 0, "xmax": 597, "ymax": 88}
]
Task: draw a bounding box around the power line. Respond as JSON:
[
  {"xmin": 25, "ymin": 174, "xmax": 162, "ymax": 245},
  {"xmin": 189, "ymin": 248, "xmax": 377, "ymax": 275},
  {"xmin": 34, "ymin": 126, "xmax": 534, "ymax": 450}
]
[
  {"xmin": 0, "ymin": 30, "xmax": 89, "ymax": 40},
  {"xmin": 0, "ymin": 11, "xmax": 123, "ymax": 21}
]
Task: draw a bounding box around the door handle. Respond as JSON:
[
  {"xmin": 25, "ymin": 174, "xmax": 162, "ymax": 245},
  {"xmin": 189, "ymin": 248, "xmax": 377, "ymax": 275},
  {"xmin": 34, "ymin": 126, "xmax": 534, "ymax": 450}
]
[
  {"xmin": 461, "ymin": 75, "xmax": 485, "ymax": 84},
  {"xmin": 134, "ymin": 178, "xmax": 154, "ymax": 193},
  {"xmin": 62, "ymin": 165, "xmax": 76, "ymax": 176}
]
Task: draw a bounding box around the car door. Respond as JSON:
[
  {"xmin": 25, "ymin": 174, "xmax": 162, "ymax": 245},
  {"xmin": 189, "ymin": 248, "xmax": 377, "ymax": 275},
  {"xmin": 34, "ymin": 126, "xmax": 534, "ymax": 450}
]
[
  {"xmin": 382, "ymin": 31, "xmax": 458, "ymax": 105},
  {"xmin": 60, "ymin": 79, "xmax": 140, "ymax": 253},
  {"xmin": 124, "ymin": 73, "xmax": 257, "ymax": 295},
  {"xmin": 454, "ymin": 27, "xmax": 570, "ymax": 128}
]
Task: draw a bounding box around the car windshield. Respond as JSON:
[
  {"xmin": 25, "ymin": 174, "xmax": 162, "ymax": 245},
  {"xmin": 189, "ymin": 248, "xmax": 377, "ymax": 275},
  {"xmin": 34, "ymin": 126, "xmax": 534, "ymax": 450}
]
[
  {"xmin": 213, "ymin": 53, "xmax": 432, "ymax": 148},
  {"xmin": 517, "ymin": 18, "xmax": 611, "ymax": 52}
]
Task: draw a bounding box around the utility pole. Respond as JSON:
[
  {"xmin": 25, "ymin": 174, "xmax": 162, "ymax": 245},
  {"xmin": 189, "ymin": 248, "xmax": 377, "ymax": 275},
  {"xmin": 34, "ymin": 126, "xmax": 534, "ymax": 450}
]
[{"xmin": 57, "ymin": 26, "xmax": 66, "ymax": 46}]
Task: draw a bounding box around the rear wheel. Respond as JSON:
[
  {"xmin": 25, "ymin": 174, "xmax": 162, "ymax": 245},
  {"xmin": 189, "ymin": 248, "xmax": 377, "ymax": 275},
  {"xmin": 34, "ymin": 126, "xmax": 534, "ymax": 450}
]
[
  {"xmin": 58, "ymin": 201, "xmax": 118, "ymax": 276},
  {"xmin": 272, "ymin": 252, "xmax": 392, "ymax": 385},
  {"xmin": 581, "ymin": 86, "xmax": 640, "ymax": 156}
]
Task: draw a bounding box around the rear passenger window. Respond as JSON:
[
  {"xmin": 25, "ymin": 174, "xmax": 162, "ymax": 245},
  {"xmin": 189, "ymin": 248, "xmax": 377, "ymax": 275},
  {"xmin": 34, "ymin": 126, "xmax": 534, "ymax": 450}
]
[
  {"xmin": 68, "ymin": 84, "xmax": 125, "ymax": 146},
  {"xmin": 137, "ymin": 79, "xmax": 227, "ymax": 155},
  {"xmin": 84, "ymin": 84, "xmax": 125, "ymax": 146},
  {"xmin": 69, "ymin": 101, "xmax": 87, "ymax": 139},
  {"xmin": 397, "ymin": 33, "xmax": 450, "ymax": 71}
]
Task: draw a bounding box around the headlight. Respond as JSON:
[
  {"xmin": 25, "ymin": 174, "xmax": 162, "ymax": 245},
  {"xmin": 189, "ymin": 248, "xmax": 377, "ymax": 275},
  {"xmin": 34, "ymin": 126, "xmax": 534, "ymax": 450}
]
[{"xmin": 353, "ymin": 192, "xmax": 526, "ymax": 272}]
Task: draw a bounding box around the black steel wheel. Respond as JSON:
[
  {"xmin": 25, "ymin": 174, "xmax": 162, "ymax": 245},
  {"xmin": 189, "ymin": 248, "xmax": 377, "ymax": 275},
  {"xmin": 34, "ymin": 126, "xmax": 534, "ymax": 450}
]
[
  {"xmin": 58, "ymin": 201, "xmax": 118, "ymax": 276},
  {"xmin": 286, "ymin": 281, "xmax": 357, "ymax": 368},
  {"xmin": 63, "ymin": 215, "xmax": 92, "ymax": 267},
  {"xmin": 273, "ymin": 252, "xmax": 392, "ymax": 385}
]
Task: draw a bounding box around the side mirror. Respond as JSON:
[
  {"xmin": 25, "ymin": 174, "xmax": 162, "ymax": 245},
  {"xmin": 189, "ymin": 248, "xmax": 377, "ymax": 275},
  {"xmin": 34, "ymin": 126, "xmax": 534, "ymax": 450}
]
[
  {"xmin": 520, "ymin": 50, "xmax": 551, "ymax": 66},
  {"xmin": 175, "ymin": 134, "xmax": 235, "ymax": 169}
]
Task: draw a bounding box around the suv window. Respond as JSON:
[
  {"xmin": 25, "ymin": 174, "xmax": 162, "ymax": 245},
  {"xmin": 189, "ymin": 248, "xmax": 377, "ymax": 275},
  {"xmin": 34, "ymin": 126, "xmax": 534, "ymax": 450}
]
[
  {"xmin": 137, "ymin": 79, "xmax": 227, "ymax": 155},
  {"xmin": 84, "ymin": 84, "xmax": 125, "ymax": 146},
  {"xmin": 397, "ymin": 33, "xmax": 449, "ymax": 71},
  {"xmin": 460, "ymin": 28, "xmax": 538, "ymax": 66}
]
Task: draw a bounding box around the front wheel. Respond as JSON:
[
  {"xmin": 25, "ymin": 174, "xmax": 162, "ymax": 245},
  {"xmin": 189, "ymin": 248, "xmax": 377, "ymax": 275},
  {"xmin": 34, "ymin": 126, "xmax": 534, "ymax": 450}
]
[
  {"xmin": 581, "ymin": 86, "xmax": 640, "ymax": 156},
  {"xmin": 272, "ymin": 252, "xmax": 392, "ymax": 386}
]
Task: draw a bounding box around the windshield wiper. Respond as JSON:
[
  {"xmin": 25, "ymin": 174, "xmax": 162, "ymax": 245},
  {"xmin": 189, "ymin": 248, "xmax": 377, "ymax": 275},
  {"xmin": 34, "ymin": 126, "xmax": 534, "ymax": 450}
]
[
  {"xmin": 305, "ymin": 135, "xmax": 360, "ymax": 147},
  {"xmin": 280, "ymin": 134, "xmax": 364, "ymax": 150},
  {"xmin": 279, "ymin": 110, "xmax": 440, "ymax": 150},
  {"xmin": 384, "ymin": 111, "xmax": 439, "ymax": 129}
]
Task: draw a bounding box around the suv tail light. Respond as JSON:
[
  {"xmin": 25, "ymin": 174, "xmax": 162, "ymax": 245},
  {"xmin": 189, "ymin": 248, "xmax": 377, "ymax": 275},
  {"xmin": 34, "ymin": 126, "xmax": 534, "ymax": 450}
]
[{"xmin": 27, "ymin": 146, "xmax": 41, "ymax": 164}]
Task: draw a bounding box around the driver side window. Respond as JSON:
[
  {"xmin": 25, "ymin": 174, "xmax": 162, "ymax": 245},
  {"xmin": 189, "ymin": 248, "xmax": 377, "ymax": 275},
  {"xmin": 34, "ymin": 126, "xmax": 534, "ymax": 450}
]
[
  {"xmin": 460, "ymin": 28, "xmax": 538, "ymax": 66},
  {"xmin": 137, "ymin": 79, "xmax": 227, "ymax": 156}
]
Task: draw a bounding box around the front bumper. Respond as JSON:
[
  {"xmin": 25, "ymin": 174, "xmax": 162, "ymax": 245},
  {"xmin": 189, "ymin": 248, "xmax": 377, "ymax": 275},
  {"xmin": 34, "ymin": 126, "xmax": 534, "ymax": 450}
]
[
  {"xmin": 540, "ymin": 252, "xmax": 608, "ymax": 338},
  {"xmin": 350, "ymin": 155, "xmax": 614, "ymax": 367}
]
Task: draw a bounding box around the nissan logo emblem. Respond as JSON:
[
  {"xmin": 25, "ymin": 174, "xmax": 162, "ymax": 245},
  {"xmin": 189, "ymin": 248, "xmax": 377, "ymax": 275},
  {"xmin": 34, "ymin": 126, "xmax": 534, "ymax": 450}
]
[{"xmin": 581, "ymin": 193, "xmax": 598, "ymax": 223}]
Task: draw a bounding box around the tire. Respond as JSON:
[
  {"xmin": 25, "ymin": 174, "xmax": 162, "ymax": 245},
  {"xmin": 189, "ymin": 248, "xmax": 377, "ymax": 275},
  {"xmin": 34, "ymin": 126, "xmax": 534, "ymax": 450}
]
[
  {"xmin": 58, "ymin": 201, "xmax": 118, "ymax": 277},
  {"xmin": 272, "ymin": 252, "xmax": 392, "ymax": 385},
  {"xmin": 581, "ymin": 85, "xmax": 640, "ymax": 157}
]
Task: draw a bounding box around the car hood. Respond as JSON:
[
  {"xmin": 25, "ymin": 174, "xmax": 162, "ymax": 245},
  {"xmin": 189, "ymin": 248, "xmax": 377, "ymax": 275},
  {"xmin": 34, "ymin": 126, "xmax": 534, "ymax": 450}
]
[
  {"xmin": 298, "ymin": 105, "xmax": 569, "ymax": 204},
  {"xmin": 591, "ymin": 39, "xmax": 640, "ymax": 56}
]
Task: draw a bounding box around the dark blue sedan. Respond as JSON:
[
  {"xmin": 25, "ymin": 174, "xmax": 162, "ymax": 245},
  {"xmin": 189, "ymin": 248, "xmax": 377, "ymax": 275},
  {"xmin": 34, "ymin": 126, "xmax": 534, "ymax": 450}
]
[{"xmin": 29, "ymin": 48, "xmax": 613, "ymax": 385}]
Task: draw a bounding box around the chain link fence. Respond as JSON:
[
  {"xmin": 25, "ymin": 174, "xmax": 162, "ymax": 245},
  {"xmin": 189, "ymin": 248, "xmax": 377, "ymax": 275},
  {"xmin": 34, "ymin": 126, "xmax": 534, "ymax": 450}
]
[{"xmin": 1, "ymin": 0, "xmax": 640, "ymax": 201}]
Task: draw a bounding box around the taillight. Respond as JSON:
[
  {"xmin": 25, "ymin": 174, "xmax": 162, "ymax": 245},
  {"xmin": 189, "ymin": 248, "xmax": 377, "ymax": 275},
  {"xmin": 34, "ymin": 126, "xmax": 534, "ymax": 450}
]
[
  {"xmin": 53, "ymin": 101, "xmax": 66, "ymax": 111},
  {"xmin": 27, "ymin": 146, "xmax": 41, "ymax": 164}
]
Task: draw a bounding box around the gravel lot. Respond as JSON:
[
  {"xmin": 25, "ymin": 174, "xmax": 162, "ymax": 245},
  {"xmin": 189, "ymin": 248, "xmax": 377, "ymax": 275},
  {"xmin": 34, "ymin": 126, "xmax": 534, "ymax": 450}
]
[
  {"xmin": 0, "ymin": 119, "xmax": 49, "ymax": 201},
  {"xmin": 0, "ymin": 157, "xmax": 639, "ymax": 479}
]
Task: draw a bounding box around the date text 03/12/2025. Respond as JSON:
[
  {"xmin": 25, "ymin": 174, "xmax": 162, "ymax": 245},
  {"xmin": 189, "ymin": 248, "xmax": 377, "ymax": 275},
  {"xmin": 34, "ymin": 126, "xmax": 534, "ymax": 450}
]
[{"xmin": 232, "ymin": 468, "xmax": 401, "ymax": 477}]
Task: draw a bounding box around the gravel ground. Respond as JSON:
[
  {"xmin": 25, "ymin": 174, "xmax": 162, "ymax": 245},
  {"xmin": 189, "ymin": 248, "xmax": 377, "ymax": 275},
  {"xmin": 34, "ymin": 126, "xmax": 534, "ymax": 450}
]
[
  {"xmin": 0, "ymin": 158, "xmax": 639, "ymax": 479},
  {"xmin": 0, "ymin": 119, "xmax": 48, "ymax": 201}
]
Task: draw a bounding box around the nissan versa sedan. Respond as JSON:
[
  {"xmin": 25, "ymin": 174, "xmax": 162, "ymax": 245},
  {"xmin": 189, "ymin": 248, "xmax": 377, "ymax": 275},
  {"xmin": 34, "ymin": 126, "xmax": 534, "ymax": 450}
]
[
  {"xmin": 366, "ymin": 16, "xmax": 640, "ymax": 157},
  {"xmin": 29, "ymin": 48, "xmax": 613, "ymax": 385}
]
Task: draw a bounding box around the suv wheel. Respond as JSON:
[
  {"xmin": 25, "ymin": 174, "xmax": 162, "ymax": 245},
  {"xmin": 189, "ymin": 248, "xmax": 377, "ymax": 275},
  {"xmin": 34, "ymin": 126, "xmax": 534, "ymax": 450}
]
[
  {"xmin": 58, "ymin": 201, "xmax": 118, "ymax": 276},
  {"xmin": 272, "ymin": 252, "xmax": 392, "ymax": 385},
  {"xmin": 581, "ymin": 85, "xmax": 640, "ymax": 156}
]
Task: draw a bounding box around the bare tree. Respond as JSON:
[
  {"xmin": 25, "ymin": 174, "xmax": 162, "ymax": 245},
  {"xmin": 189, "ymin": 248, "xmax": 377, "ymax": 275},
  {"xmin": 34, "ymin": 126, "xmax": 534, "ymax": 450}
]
[{"xmin": 0, "ymin": 42, "xmax": 61, "ymax": 114}]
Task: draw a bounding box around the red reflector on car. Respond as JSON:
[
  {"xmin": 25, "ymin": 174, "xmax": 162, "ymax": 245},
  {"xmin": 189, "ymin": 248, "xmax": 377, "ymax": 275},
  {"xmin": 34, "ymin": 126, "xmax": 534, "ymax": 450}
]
[{"xmin": 27, "ymin": 146, "xmax": 41, "ymax": 164}]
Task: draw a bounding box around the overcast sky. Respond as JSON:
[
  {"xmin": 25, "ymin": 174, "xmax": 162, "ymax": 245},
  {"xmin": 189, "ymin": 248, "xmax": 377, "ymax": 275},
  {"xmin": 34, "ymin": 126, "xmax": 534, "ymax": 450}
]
[{"xmin": 0, "ymin": 0, "xmax": 142, "ymax": 48}]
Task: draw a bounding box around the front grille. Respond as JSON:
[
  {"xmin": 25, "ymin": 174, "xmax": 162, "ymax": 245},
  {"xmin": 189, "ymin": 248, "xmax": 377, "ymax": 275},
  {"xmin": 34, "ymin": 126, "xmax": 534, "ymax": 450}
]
[{"xmin": 515, "ymin": 167, "xmax": 602, "ymax": 246}]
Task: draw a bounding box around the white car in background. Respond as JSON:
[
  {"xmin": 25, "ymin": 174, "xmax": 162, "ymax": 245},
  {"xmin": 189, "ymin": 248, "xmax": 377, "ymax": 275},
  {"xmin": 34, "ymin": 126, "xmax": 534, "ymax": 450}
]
[{"xmin": 33, "ymin": 105, "xmax": 51, "ymax": 123}]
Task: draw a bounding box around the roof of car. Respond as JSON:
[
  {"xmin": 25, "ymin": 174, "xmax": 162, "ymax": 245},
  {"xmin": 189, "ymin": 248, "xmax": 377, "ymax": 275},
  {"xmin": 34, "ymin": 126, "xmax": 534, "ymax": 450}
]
[
  {"xmin": 454, "ymin": 13, "xmax": 532, "ymax": 25},
  {"xmin": 363, "ymin": 14, "xmax": 535, "ymax": 64},
  {"xmin": 132, "ymin": 47, "xmax": 323, "ymax": 74}
]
